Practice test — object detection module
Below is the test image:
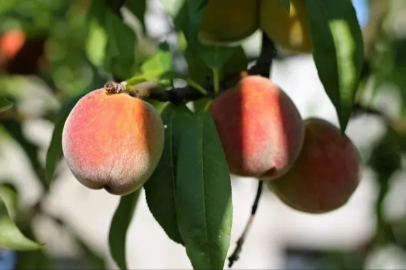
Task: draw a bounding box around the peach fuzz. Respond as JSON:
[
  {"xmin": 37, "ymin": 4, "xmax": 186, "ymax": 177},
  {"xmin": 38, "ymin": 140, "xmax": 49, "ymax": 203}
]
[
  {"xmin": 62, "ymin": 88, "xmax": 164, "ymax": 195},
  {"xmin": 267, "ymin": 118, "xmax": 362, "ymax": 213},
  {"xmin": 209, "ymin": 75, "xmax": 304, "ymax": 180}
]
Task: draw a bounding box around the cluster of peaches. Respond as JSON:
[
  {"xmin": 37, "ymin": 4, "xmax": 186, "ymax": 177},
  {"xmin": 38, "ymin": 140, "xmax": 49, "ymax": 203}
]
[{"xmin": 62, "ymin": 75, "xmax": 362, "ymax": 214}]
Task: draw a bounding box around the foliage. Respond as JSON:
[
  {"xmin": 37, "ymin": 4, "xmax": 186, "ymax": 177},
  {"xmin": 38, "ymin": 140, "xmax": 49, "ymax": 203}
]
[{"xmin": 0, "ymin": 0, "xmax": 405, "ymax": 269}]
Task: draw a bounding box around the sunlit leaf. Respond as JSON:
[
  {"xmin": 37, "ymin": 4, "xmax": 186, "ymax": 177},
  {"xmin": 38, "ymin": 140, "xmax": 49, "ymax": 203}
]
[
  {"xmin": 0, "ymin": 183, "xmax": 18, "ymax": 220},
  {"xmin": 141, "ymin": 42, "xmax": 172, "ymax": 84},
  {"xmin": 306, "ymin": 0, "xmax": 364, "ymax": 132},
  {"xmin": 0, "ymin": 192, "xmax": 42, "ymax": 251},
  {"xmin": 108, "ymin": 189, "xmax": 141, "ymax": 270}
]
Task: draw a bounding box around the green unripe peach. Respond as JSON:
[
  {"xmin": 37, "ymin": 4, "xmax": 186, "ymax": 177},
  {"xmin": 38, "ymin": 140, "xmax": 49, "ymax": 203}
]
[{"xmin": 198, "ymin": 0, "xmax": 259, "ymax": 46}]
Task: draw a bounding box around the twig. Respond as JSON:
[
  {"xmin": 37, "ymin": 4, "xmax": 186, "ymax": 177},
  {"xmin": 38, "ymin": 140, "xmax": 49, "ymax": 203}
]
[
  {"xmin": 352, "ymin": 102, "xmax": 389, "ymax": 120},
  {"xmin": 228, "ymin": 181, "xmax": 264, "ymax": 268},
  {"xmin": 104, "ymin": 81, "xmax": 214, "ymax": 103},
  {"xmin": 248, "ymin": 32, "xmax": 275, "ymax": 78}
]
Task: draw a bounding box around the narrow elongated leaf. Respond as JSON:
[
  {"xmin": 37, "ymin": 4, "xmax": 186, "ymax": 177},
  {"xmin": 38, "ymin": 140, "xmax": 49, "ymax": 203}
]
[
  {"xmin": 86, "ymin": 0, "xmax": 137, "ymax": 80},
  {"xmin": 0, "ymin": 183, "xmax": 18, "ymax": 220},
  {"xmin": 176, "ymin": 112, "xmax": 233, "ymax": 269},
  {"xmin": 0, "ymin": 98, "xmax": 13, "ymax": 112},
  {"xmin": 45, "ymin": 113, "xmax": 69, "ymax": 184},
  {"xmin": 306, "ymin": 0, "xmax": 364, "ymax": 132},
  {"xmin": 86, "ymin": 19, "xmax": 108, "ymax": 67},
  {"xmin": 105, "ymin": 10, "xmax": 137, "ymax": 79},
  {"xmin": 0, "ymin": 192, "xmax": 42, "ymax": 251},
  {"xmin": 108, "ymin": 189, "xmax": 141, "ymax": 270},
  {"xmin": 141, "ymin": 42, "xmax": 172, "ymax": 83},
  {"xmin": 144, "ymin": 104, "xmax": 194, "ymax": 245},
  {"xmin": 175, "ymin": 0, "xmax": 208, "ymax": 50}
]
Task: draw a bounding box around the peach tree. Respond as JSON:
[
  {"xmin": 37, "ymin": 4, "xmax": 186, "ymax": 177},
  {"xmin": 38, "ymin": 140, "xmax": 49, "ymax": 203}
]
[{"xmin": 1, "ymin": 0, "xmax": 404, "ymax": 269}]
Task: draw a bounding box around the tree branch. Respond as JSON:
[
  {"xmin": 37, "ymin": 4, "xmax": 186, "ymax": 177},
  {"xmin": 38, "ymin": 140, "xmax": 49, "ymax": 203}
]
[
  {"xmin": 228, "ymin": 181, "xmax": 264, "ymax": 268},
  {"xmin": 104, "ymin": 81, "xmax": 214, "ymax": 103},
  {"xmin": 248, "ymin": 32, "xmax": 275, "ymax": 78}
]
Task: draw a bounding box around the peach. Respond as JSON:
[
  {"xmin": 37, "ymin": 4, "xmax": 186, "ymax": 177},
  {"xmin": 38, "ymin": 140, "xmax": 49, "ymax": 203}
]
[
  {"xmin": 0, "ymin": 29, "xmax": 26, "ymax": 64},
  {"xmin": 62, "ymin": 88, "xmax": 164, "ymax": 195},
  {"xmin": 260, "ymin": 0, "xmax": 313, "ymax": 53},
  {"xmin": 198, "ymin": 0, "xmax": 259, "ymax": 46},
  {"xmin": 267, "ymin": 118, "xmax": 362, "ymax": 213},
  {"xmin": 209, "ymin": 76, "xmax": 304, "ymax": 179}
]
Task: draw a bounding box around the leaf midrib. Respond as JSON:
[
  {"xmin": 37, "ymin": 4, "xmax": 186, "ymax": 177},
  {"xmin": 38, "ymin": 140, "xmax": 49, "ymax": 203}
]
[{"xmin": 199, "ymin": 116, "xmax": 212, "ymax": 267}]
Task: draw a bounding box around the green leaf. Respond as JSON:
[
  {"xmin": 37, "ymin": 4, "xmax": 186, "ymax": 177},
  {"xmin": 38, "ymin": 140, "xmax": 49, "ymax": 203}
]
[
  {"xmin": 305, "ymin": 0, "xmax": 364, "ymax": 132},
  {"xmin": 125, "ymin": 0, "xmax": 147, "ymax": 33},
  {"xmin": 0, "ymin": 183, "xmax": 18, "ymax": 220},
  {"xmin": 193, "ymin": 97, "xmax": 212, "ymax": 113},
  {"xmin": 197, "ymin": 45, "xmax": 236, "ymax": 70},
  {"xmin": 45, "ymin": 113, "xmax": 69, "ymax": 184},
  {"xmin": 222, "ymin": 46, "xmax": 248, "ymax": 76},
  {"xmin": 197, "ymin": 0, "xmax": 208, "ymax": 11},
  {"xmin": 176, "ymin": 112, "xmax": 233, "ymax": 269},
  {"xmin": 175, "ymin": 0, "xmax": 208, "ymax": 50},
  {"xmin": 0, "ymin": 97, "xmax": 13, "ymax": 112},
  {"xmin": 159, "ymin": 0, "xmax": 186, "ymax": 17},
  {"xmin": 186, "ymin": 45, "xmax": 247, "ymax": 86},
  {"xmin": 0, "ymin": 191, "xmax": 42, "ymax": 251},
  {"xmin": 105, "ymin": 10, "xmax": 137, "ymax": 79},
  {"xmin": 367, "ymin": 130, "xmax": 402, "ymax": 181},
  {"xmin": 86, "ymin": 0, "xmax": 108, "ymax": 67},
  {"xmin": 147, "ymin": 100, "xmax": 168, "ymax": 114},
  {"xmin": 86, "ymin": 19, "xmax": 108, "ymax": 67},
  {"xmin": 141, "ymin": 42, "xmax": 173, "ymax": 83},
  {"xmin": 281, "ymin": 0, "xmax": 290, "ymax": 12},
  {"xmin": 108, "ymin": 189, "xmax": 141, "ymax": 270},
  {"xmin": 144, "ymin": 104, "xmax": 194, "ymax": 245},
  {"xmin": 86, "ymin": 0, "xmax": 137, "ymax": 80},
  {"xmin": 185, "ymin": 48, "xmax": 213, "ymax": 85}
]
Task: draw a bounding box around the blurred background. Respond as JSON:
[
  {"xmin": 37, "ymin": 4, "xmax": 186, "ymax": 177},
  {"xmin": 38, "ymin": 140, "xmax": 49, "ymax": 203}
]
[{"xmin": 1, "ymin": 0, "xmax": 406, "ymax": 269}]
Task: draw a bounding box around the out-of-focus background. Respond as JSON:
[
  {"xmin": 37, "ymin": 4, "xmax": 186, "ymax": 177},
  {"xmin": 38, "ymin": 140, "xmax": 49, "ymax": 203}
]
[{"xmin": 1, "ymin": 0, "xmax": 406, "ymax": 269}]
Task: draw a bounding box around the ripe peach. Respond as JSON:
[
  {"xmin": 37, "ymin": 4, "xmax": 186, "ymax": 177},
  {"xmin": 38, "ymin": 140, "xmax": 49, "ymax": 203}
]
[
  {"xmin": 209, "ymin": 76, "xmax": 304, "ymax": 180},
  {"xmin": 267, "ymin": 118, "xmax": 362, "ymax": 213},
  {"xmin": 62, "ymin": 88, "xmax": 164, "ymax": 195}
]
